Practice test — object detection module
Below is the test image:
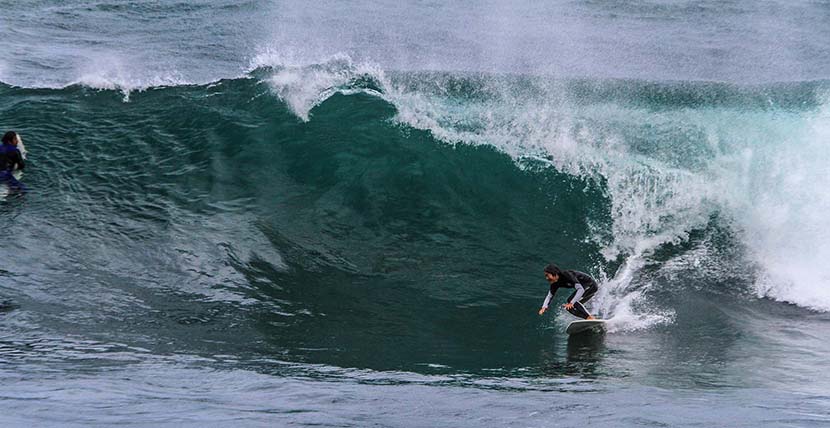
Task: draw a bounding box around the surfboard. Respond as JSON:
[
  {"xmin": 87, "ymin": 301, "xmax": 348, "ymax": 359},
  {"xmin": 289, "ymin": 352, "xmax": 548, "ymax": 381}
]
[
  {"xmin": 17, "ymin": 140, "xmax": 27, "ymax": 159},
  {"xmin": 565, "ymin": 319, "xmax": 606, "ymax": 335},
  {"xmin": 0, "ymin": 170, "xmax": 23, "ymax": 200}
]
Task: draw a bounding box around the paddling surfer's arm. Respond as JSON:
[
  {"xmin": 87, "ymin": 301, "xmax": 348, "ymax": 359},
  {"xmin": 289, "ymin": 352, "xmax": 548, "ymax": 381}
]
[
  {"xmin": 3, "ymin": 147, "xmax": 24, "ymax": 171},
  {"xmin": 12, "ymin": 149, "xmax": 24, "ymax": 170}
]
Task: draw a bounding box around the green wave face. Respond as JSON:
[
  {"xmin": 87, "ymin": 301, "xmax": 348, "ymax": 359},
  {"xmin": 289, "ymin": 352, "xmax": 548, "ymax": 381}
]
[{"xmin": 2, "ymin": 71, "xmax": 829, "ymax": 374}]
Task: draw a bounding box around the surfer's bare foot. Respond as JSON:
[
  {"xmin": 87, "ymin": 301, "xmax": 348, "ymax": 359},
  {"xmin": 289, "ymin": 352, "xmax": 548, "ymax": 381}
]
[{"xmin": 586, "ymin": 315, "xmax": 596, "ymax": 320}]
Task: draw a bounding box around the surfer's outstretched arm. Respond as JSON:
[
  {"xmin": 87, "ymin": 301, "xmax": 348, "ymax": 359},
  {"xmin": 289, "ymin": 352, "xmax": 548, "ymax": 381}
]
[{"xmin": 538, "ymin": 291, "xmax": 554, "ymax": 315}]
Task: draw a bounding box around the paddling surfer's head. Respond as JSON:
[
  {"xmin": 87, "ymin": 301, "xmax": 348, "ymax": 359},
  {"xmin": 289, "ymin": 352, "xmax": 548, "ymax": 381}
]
[
  {"xmin": 2, "ymin": 131, "xmax": 19, "ymax": 146},
  {"xmin": 544, "ymin": 263, "xmax": 560, "ymax": 283}
]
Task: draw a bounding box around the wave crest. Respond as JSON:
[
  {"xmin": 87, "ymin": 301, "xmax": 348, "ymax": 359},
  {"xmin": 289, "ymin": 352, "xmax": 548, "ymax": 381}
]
[{"xmin": 250, "ymin": 52, "xmax": 387, "ymax": 121}]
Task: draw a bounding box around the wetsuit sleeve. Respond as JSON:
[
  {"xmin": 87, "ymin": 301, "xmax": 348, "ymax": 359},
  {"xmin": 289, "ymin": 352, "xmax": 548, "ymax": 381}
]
[
  {"xmin": 570, "ymin": 283, "xmax": 585, "ymax": 304},
  {"xmin": 11, "ymin": 150, "xmax": 24, "ymax": 170},
  {"xmin": 542, "ymin": 291, "xmax": 553, "ymax": 309}
]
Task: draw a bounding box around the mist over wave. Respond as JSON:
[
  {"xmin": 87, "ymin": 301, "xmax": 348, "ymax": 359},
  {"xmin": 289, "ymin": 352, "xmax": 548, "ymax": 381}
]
[{"xmin": 5, "ymin": 0, "xmax": 830, "ymax": 91}]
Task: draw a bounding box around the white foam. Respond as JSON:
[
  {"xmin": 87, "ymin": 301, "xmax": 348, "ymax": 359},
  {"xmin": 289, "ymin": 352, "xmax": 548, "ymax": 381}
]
[
  {"xmin": 591, "ymin": 255, "xmax": 675, "ymax": 332},
  {"xmin": 713, "ymin": 101, "xmax": 830, "ymax": 311},
  {"xmin": 70, "ymin": 53, "xmax": 188, "ymax": 101}
]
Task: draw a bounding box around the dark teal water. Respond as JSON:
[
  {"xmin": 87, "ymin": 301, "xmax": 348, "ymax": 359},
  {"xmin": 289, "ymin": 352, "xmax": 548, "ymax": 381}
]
[{"xmin": 2, "ymin": 1, "xmax": 830, "ymax": 426}]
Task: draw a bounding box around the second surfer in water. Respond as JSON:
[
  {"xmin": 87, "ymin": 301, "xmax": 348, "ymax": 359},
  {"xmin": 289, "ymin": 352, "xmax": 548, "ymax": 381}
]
[
  {"xmin": 537, "ymin": 263, "xmax": 598, "ymax": 320},
  {"xmin": 0, "ymin": 131, "xmax": 26, "ymax": 195}
]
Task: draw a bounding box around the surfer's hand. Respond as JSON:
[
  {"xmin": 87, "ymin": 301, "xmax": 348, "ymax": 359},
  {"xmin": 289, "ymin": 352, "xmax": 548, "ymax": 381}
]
[
  {"xmin": 563, "ymin": 303, "xmax": 574, "ymax": 310},
  {"xmin": 538, "ymin": 307, "xmax": 546, "ymax": 315}
]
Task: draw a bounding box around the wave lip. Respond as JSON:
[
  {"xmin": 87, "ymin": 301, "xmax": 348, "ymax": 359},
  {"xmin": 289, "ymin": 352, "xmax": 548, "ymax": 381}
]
[{"xmin": 250, "ymin": 51, "xmax": 388, "ymax": 121}]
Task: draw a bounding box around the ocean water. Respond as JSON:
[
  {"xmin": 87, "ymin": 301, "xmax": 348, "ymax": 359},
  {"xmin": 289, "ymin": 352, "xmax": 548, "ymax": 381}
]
[{"xmin": 2, "ymin": 1, "xmax": 830, "ymax": 426}]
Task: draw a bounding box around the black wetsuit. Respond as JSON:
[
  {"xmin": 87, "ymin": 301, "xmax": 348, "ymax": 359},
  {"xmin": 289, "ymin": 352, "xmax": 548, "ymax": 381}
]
[
  {"xmin": 0, "ymin": 143, "xmax": 25, "ymax": 193},
  {"xmin": 542, "ymin": 270, "xmax": 599, "ymax": 319}
]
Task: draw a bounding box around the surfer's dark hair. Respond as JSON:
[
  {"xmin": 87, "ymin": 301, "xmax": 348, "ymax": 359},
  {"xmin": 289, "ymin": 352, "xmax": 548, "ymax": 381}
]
[
  {"xmin": 2, "ymin": 131, "xmax": 18, "ymax": 145},
  {"xmin": 544, "ymin": 264, "xmax": 561, "ymax": 276}
]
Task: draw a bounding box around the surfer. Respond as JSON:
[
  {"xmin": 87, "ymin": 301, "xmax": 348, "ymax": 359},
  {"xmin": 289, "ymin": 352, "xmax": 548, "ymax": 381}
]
[
  {"xmin": 0, "ymin": 131, "xmax": 26, "ymax": 194},
  {"xmin": 537, "ymin": 263, "xmax": 598, "ymax": 320}
]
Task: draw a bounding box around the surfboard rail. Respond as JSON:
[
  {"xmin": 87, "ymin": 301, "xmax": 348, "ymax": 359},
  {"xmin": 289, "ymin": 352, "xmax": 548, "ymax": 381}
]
[{"xmin": 565, "ymin": 319, "xmax": 606, "ymax": 335}]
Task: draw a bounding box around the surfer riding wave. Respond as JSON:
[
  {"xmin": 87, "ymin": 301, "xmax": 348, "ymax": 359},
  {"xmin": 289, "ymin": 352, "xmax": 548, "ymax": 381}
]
[{"xmin": 537, "ymin": 263, "xmax": 598, "ymax": 320}]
